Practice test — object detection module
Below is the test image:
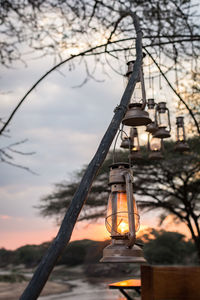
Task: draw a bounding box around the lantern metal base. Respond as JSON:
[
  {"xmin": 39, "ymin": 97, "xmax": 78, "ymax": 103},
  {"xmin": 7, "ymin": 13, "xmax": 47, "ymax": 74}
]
[
  {"xmin": 148, "ymin": 151, "xmax": 163, "ymax": 160},
  {"xmin": 146, "ymin": 122, "xmax": 158, "ymax": 134},
  {"xmin": 153, "ymin": 127, "xmax": 170, "ymax": 139},
  {"xmin": 122, "ymin": 103, "xmax": 151, "ymax": 127},
  {"xmin": 120, "ymin": 138, "xmax": 132, "ymax": 149},
  {"xmin": 129, "ymin": 151, "xmax": 143, "ymax": 161},
  {"xmin": 100, "ymin": 240, "xmax": 146, "ymax": 263},
  {"xmin": 174, "ymin": 141, "xmax": 190, "ymax": 152}
]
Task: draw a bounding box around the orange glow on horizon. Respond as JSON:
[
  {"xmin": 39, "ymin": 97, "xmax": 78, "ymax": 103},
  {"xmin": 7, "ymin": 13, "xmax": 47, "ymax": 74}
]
[{"xmin": 1, "ymin": 215, "xmax": 192, "ymax": 250}]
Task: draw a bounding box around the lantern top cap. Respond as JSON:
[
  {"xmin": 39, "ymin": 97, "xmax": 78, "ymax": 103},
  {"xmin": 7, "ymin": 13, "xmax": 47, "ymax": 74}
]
[
  {"xmin": 130, "ymin": 127, "xmax": 138, "ymax": 137},
  {"xmin": 147, "ymin": 98, "xmax": 156, "ymax": 109},
  {"xmin": 176, "ymin": 116, "xmax": 184, "ymax": 124},
  {"xmin": 158, "ymin": 101, "xmax": 166, "ymax": 106},
  {"xmin": 109, "ymin": 162, "xmax": 129, "ymax": 170},
  {"xmin": 147, "ymin": 98, "xmax": 155, "ymax": 104},
  {"xmin": 147, "ymin": 98, "xmax": 155, "ymax": 102},
  {"xmin": 157, "ymin": 102, "xmax": 168, "ymax": 112},
  {"xmin": 126, "ymin": 53, "xmax": 146, "ymax": 66}
]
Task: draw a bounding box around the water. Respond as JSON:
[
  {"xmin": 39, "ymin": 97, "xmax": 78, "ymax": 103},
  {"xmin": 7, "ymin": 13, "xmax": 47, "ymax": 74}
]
[{"xmin": 39, "ymin": 279, "xmax": 124, "ymax": 300}]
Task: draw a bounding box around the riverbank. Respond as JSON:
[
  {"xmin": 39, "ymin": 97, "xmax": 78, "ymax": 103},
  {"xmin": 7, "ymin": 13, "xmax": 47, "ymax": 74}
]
[
  {"xmin": 0, "ymin": 281, "xmax": 71, "ymax": 300},
  {"xmin": 0, "ymin": 264, "xmax": 139, "ymax": 300}
]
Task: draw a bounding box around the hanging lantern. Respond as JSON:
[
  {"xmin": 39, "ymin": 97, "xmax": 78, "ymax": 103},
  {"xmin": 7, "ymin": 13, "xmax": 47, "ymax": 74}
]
[
  {"xmin": 130, "ymin": 128, "xmax": 140, "ymax": 151},
  {"xmin": 122, "ymin": 61, "xmax": 152, "ymax": 127},
  {"xmin": 153, "ymin": 102, "xmax": 171, "ymax": 139},
  {"xmin": 100, "ymin": 163, "xmax": 146, "ymax": 263},
  {"xmin": 174, "ymin": 116, "xmax": 190, "ymax": 152},
  {"xmin": 148, "ymin": 135, "xmax": 163, "ymax": 160},
  {"xmin": 146, "ymin": 98, "xmax": 158, "ymax": 134},
  {"xmin": 129, "ymin": 128, "xmax": 143, "ymax": 160},
  {"xmin": 120, "ymin": 137, "xmax": 132, "ymax": 149}
]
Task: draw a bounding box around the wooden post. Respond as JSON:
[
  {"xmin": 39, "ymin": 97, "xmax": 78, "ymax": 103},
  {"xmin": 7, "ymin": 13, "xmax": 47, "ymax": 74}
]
[{"xmin": 20, "ymin": 13, "xmax": 143, "ymax": 300}]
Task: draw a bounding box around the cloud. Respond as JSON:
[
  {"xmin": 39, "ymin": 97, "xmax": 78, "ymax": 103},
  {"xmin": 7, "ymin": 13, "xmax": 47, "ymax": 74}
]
[
  {"xmin": 0, "ymin": 215, "xmax": 12, "ymax": 220},
  {"xmin": 0, "ymin": 50, "xmax": 126, "ymax": 249}
]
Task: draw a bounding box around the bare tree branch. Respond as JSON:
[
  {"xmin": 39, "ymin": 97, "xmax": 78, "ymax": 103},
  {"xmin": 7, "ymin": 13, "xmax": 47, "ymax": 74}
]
[{"xmin": 19, "ymin": 12, "xmax": 143, "ymax": 300}]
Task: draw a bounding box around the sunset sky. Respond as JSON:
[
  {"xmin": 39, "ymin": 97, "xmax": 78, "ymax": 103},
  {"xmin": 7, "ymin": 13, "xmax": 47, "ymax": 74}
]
[{"xmin": 0, "ymin": 46, "xmax": 188, "ymax": 251}]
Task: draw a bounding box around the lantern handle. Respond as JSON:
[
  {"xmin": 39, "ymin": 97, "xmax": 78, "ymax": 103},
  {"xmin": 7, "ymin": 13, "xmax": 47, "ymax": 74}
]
[
  {"xmin": 112, "ymin": 127, "xmax": 132, "ymax": 167},
  {"xmin": 124, "ymin": 171, "xmax": 136, "ymax": 248},
  {"xmin": 112, "ymin": 127, "xmax": 122, "ymax": 163}
]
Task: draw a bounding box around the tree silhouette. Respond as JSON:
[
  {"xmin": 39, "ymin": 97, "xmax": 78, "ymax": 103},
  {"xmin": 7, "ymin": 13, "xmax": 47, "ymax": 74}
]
[{"xmin": 39, "ymin": 138, "xmax": 200, "ymax": 261}]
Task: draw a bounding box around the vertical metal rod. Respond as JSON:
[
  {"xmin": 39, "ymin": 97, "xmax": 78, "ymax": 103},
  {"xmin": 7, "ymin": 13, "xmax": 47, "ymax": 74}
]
[
  {"xmin": 125, "ymin": 172, "xmax": 136, "ymax": 248},
  {"xmin": 111, "ymin": 192, "xmax": 118, "ymax": 235}
]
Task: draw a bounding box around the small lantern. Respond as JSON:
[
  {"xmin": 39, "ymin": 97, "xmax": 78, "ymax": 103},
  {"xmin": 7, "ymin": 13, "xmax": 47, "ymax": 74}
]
[
  {"xmin": 146, "ymin": 98, "xmax": 158, "ymax": 134},
  {"xmin": 153, "ymin": 102, "xmax": 171, "ymax": 139},
  {"xmin": 129, "ymin": 128, "xmax": 143, "ymax": 160},
  {"xmin": 100, "ymin": 163, "xmax": 146, "ymax": 263},
  {"xmin": 126, "ymin": 61, "xmax": 140, "ymax": 82},
  {"xmin": 130, "ymin": 128, "xmax": 140, "ymax": 151},
  {"xmin": 120, "ymin": 137, "xmax": 132, "ymax": 149},
  {"xmin": 174, "ymin": 116, "xmax": 190, "ymax": 152},
  {"xmin": 122, "ymin": 61, "xmax": 152, "ymax": 127},
  {"xmin": 148, "ymin": 135, "xmax": 163, "ymax": 160}
]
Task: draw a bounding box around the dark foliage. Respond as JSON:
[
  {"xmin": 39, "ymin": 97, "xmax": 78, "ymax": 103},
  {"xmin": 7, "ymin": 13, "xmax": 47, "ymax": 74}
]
[
  {"xmin": 0, "ymin": 230, "xmax": 197, "ymax": 274},
  {"xmin": 143, "ymin": 229, "xmax": 198, "ymax": 265},
  {"xmin": 0, "ymin": 273, "xmax": 26, "ymax": 283},
  {"xmin": 58, "ymin": 239, "xmax": 96, "ymax": 266}
]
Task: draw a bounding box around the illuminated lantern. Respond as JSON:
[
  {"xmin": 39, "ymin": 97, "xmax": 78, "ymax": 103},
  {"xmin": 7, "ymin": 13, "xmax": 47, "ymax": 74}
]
[
  {"xmin": 130, "ymin": 128, "xmax": 140, "ymax": 151},
  {"xmin": 146, "ymin": 98, "xmax": 158, "ymax": 134},
  {"xmin": 174, "ymin": 116, "xmax": 190, "ymax": 152},
  {"xmin": 100, "ymin": 163, "xmax": 146, "ymax": 263},
  {"xmin": 153, "ymin": 102, "xmax": 171, "ymax": 139},
  {"xmin": 148, "ymin": 135, "xmax": 163, "ymax": 160},
  {"xmin": 129, "ymin": 128, "xmax": 142, "ymax": 160},
  {"xmin": 122, "ymin": 61, "xmax": 151, "ymax": 127}
]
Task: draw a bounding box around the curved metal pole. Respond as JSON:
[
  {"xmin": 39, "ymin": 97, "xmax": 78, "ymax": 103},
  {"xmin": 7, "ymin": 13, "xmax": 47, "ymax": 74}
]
[{"xmin": 19, "ymin": 12, "xmax": 143, "ymax": 300}]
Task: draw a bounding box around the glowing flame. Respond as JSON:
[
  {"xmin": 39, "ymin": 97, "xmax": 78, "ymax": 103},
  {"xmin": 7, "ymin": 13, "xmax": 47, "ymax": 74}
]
[{"xmin": 118, "ymin": 220, "xmax": 129, "ymax": 234}]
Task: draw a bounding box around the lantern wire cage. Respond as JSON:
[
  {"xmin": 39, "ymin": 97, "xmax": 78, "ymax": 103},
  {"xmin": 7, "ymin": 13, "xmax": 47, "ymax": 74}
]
[{"xmin": 105, "ymin": 211, "xmax": 140, "ymax": 237}]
